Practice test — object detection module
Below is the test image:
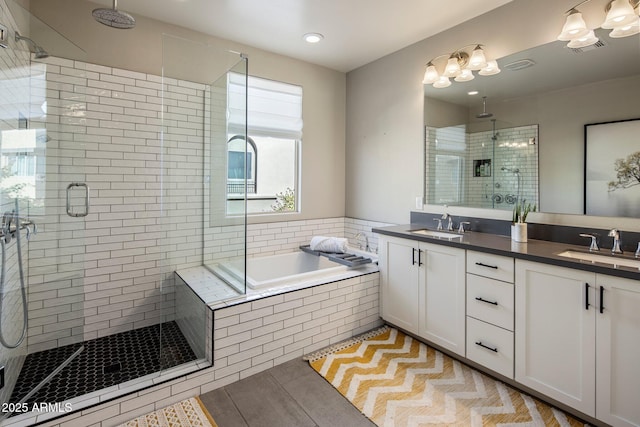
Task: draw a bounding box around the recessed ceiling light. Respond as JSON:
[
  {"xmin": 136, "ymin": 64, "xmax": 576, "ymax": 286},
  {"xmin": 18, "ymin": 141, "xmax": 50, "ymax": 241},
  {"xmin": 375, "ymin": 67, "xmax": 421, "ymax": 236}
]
[
  {"xmin": 468, "ymin": 90, "xmax": 479, "ymax": 95},
  {"xmin": 303, "ymin": 33, "xmax": 324, "ymax": 43}
]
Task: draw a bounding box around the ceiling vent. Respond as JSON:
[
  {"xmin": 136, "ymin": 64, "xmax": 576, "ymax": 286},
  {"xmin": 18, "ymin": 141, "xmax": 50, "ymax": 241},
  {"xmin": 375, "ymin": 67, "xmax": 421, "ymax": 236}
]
[
  {"xmin": 503, "ymin": 59, "xmax": 536, "ymax": 71},
  {"xmin": 569, "ymin": 39, "xmax": 607, "ymax": 54}
]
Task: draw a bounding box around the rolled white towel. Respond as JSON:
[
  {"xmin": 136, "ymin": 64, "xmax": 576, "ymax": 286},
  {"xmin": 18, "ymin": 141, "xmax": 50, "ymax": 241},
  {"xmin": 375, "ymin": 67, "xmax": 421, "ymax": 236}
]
[{"xmin": 309, "ymin": 236, "xmax": 348, "ymax": 253}]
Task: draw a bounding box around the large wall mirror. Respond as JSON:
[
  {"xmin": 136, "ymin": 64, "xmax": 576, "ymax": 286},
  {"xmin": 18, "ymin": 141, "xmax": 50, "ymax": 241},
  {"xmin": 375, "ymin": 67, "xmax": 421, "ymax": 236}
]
[{"xmin": 424, "ymin": 28, "xmax": 640, "ymax": 217}]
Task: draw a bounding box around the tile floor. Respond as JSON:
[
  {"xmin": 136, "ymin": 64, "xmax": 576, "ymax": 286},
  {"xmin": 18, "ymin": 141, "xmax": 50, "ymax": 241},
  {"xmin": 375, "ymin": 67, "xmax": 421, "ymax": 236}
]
[
  {"xmin": 200, "ymin": 358, "xmax": 375, "ymax": 427},
  {"xmin": 10, "ymin": 321, "xmax": 196, "ymax": 412}
]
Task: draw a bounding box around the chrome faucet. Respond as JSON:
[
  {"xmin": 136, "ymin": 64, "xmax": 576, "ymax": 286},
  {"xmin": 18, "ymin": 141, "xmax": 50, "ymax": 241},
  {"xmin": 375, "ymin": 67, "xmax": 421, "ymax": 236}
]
[
  {"xmin": 458, "ymin": 221, "xmax": 470, "ymax": 233},
  {"xmin": 608, "ymin": 229, "xmax": 623, "ymax": 254},
  {"xmin": 434, "ymin": 218, "xmax": 443, "ymax": 230},
  {"xmin": 354, "ymin": 232, "xmax": 370, "ymax": 252},
  {"xmin": 441, "ymin": 213, "xmax": 454, "ymax": 231},
  {"xmin": 579, "ymin": 233, "xmax": 599, "ymax": 252},
  {"xmin": 635, "ymin": 242, "xmax": 640, "ymax": 259}
]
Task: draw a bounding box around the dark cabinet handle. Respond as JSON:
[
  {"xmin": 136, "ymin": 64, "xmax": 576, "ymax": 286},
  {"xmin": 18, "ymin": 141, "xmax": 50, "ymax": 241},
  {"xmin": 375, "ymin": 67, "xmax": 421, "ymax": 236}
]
[
  {"xmin": 475, "ymin": 262, "xmax": 498, "ymax": 269},
  {"xmin": 475, "ymin": 297, "xmax": 498, "ymax": 306},
  {"xmin": 600, "ymin": 285, "xmax": 605, "ymax": 314},
  {"xmin": 412, "ymin": 248, "xmax": 416, "ymax": 265},
  {"xmin": 585, "ymin": 283, "xmax": 590, "ymax": 310},
  {"xmin": 418, "ymin": 249, "xmax": 423, "ymax": 266},
  {"xmin": 475, "ymin": 341, "xmax": 498, "ymax": 353}
]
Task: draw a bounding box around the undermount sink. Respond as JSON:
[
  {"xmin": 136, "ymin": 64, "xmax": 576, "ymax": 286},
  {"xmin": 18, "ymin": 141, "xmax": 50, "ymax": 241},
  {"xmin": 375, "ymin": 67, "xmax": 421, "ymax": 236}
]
[
  {"xmin": 557, "ymin": 250, "xmax": 640, "ymax": 269},
  {"xmin": 410, "ymin": 229, "xmax": 463, "ymax": 239}
]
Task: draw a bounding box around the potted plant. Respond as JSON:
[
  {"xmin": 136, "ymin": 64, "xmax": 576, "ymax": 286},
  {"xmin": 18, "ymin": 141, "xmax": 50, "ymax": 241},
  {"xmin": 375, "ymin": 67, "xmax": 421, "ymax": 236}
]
[{"xmin": 511, "ymin": 200, "xmax": 536, "ymax": 242}]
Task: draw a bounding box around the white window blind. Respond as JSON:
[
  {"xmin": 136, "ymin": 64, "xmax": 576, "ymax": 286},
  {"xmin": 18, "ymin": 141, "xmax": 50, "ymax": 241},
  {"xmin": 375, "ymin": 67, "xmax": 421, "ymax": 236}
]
[{"xmin": 228, "ymin": 73, "xmax": 303, "ymax": 139}]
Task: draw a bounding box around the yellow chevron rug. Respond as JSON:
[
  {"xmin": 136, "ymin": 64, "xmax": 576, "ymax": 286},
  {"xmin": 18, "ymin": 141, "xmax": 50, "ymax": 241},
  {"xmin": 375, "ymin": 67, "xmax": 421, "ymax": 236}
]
[
  {"xmin": 118, "ymin": 396, "xmax": 218, "ymax": 427},
  {"xmin": 308, "ymin": 327, "xmax": 587, "ymax": 427}
]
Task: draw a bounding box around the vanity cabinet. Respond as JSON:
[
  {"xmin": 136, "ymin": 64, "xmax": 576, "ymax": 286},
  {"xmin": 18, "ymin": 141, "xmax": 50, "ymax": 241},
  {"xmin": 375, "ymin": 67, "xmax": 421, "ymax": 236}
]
[
  {"xmin": 515, "ymin": 260, "xmax": 596, "ymax": 416},
  {"xmin": 379, "ymin": 236, "xmax": 420, "ymax": 334},
  {"xmin": 466, "ymin": 251, "xmax": 514, "ymax": 378},
  {"xmin": 596, "ymin": 275, "xmax": 640, "ymax": 427},
  {"xmin": 516, "ymin": 260, "xmax": 640, "ymax": 426},
  {"xmin": 379, "ymin": 235, "xmax": 465, "ymax": 356}
]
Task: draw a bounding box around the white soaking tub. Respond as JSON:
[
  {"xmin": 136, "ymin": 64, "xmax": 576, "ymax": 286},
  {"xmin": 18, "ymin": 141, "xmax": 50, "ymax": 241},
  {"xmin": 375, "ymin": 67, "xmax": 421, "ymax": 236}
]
[{"xmin": 216, "ymin": 250, "xmax": 374, "ymax": 290}]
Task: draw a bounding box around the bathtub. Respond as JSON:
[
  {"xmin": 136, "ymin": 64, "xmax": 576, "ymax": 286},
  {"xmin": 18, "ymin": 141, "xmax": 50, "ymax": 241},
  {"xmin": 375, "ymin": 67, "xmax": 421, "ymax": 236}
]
[{"xmin": 215, "ymin": 250, "xmax": 375, "ymax": 290}]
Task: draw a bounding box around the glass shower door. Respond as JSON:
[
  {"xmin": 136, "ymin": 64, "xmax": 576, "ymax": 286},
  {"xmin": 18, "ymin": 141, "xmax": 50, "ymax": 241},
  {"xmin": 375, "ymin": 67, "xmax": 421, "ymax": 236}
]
[
  {"xmin": 160, "ymin": 34, "xmax": 247, "ymax": 378},
  {"xmin": 0, "ymin": 0, "xmax": 89, "ymax": 420}
]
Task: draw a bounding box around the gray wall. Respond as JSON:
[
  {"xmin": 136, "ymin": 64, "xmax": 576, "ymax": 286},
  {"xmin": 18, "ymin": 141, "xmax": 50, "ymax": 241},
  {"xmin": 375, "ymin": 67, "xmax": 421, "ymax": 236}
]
[{"xmin": 346, "ymin": 0, "xmax": 640, "ymax": 231}]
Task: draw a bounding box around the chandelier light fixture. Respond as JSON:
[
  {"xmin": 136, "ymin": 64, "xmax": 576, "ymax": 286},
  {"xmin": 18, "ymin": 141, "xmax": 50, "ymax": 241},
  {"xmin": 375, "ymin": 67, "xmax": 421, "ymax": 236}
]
[
  {"xmin": 558, "ymin": 0, "xmax": 640, "ymax": 47},
  {"xmin": 422, "ymin": 44, "xmax": 500, "ymax": 88}
]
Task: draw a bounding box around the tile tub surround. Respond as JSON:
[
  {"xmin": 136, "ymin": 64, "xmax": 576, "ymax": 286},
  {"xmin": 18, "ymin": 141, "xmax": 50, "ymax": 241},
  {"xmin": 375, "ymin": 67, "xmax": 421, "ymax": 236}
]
[
  {"xmin": 7, "ymin": 272, "xmax": 381, "ymax": 427},
  {"xmin": 204, "ymin": 217, "xmax": 392, "ymax": 268}
]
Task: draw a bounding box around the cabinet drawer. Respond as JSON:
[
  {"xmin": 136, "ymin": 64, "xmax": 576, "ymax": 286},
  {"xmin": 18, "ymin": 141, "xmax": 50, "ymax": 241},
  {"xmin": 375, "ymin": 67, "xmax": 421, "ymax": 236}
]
[
  {"xmin": 467, "ymin": 317, "xmax": 514, "ymax": 379},
  {"xmin": 467, "ymin": 274, "xmax": 514, "ymax": 331},
  {"xmin": 467, "ymin": 251, "xmax": 514, "ymax": 283}
]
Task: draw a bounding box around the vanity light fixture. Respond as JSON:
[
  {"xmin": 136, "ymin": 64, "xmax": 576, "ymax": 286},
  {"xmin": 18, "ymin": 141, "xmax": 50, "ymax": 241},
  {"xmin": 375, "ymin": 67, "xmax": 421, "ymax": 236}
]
[
  {"xmin": 422, "ymin": 44, "xmax": 500, "ymax": 89},
  {"xmin": 303, "ymin": 33, "xmax": 324, "ymax": 43},
  {"xmin": 557, "ymin": 0, "xmax": 640, "ymax": 47}
]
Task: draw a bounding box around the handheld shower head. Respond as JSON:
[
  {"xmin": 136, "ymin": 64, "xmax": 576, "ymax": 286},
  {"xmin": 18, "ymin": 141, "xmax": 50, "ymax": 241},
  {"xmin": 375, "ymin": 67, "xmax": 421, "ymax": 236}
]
[
  {"xmin": 14, "ymin": 32, "xmax": 49, "ymax": 59},
  {"xmin": 93, "ymin": 0, "xmax": 136, "ymax": 29}
]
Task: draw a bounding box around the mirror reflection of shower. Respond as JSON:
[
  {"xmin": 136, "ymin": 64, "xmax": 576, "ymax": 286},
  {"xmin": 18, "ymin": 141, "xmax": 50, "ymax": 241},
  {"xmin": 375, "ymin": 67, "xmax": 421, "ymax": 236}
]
[
  {"xmin": 501, "ymin": 166, "xmax": 521, "ymax": 204},
  {"xmin": 425, "ymin": 116, "xmax": 539, "ymax": 210}
]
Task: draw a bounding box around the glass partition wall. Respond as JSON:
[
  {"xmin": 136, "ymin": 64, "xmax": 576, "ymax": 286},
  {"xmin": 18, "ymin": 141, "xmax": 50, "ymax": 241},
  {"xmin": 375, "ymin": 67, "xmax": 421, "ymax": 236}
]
[{"xmin": 0, "ymin": 4, "xmax": 246, "ymax": 424}]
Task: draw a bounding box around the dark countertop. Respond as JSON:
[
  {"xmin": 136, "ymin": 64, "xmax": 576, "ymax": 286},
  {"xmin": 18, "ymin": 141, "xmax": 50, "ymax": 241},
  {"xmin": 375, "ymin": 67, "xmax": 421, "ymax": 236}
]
[{"xmin": 373, "ymin": 224, "xmax": 640, "ymax": 281}]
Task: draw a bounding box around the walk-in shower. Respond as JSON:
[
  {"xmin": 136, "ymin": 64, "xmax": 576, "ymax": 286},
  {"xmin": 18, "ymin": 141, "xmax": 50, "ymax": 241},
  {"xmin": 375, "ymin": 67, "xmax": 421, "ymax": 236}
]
[{"xmin": 0, "ymin": 2, "xmax": 247, "ymax": 423}]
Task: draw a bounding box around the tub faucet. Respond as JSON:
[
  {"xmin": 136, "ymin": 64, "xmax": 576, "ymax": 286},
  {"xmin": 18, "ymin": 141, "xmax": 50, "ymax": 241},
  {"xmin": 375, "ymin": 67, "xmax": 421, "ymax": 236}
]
[
  {"xmin": 608, "ymin": 229, "xmax": 623, "ymax": 254},
  {"xmin": 354, "ymin": 232, "xmax": 370, "ymax": 252}
]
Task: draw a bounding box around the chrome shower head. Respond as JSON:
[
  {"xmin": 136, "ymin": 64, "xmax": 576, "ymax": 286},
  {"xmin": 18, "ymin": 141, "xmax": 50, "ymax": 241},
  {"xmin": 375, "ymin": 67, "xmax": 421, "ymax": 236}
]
[
  {"xmin": 14, "ymin": 31, "xmax": 49, "ymax": 59},
  {"xmin": 476, "ymin": 96, "xmax": 493, "ymax": 119},
  {"xmin": 93, "ymin": 0, "xmax": 136, "ymax": 29}
]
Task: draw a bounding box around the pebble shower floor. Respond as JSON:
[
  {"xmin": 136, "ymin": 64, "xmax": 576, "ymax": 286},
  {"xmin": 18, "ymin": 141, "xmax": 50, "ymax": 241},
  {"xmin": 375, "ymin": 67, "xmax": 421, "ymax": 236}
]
[{"xmin": 8, "ymin": 321, "xmax": 196, "ymax": 415}]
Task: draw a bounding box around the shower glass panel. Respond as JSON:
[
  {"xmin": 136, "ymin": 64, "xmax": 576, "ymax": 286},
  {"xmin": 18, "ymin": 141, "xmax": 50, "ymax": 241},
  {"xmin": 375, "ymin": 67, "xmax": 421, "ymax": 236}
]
[
  {"xmin": 160, "ymin": 34, "xmax": 247, "ymax": 377},
  {"xmin": 0, "ymin": 0, "xmax": 92, "ymax": 421}
]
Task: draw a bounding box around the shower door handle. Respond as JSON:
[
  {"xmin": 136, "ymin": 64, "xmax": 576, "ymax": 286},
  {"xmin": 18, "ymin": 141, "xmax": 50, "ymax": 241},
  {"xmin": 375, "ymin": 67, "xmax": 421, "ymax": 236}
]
[{"xmin": 66, "ymin": 183, "xmax": 90, "ymax": 217}]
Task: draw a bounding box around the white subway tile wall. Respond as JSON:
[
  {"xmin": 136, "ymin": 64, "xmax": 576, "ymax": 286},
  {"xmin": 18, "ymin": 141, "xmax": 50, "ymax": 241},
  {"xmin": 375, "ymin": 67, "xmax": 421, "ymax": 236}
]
[
  {"xmin": 22, "ymin": 57, "xmax": 212, "ymax": 353},
  {"xmin": 0, "ymin": 0, "xmax": 31, "ymax": 405}
]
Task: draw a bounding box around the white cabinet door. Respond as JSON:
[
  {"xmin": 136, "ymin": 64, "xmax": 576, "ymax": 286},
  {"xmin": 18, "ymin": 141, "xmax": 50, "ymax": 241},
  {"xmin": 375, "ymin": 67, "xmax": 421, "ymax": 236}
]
[
  {"xmin": 596, "ymin": 274, "xmax": 640, "ymax": 427},
  {"xmin": 418, "ymin": 242, "xmax": 466, "ymax": 356},
  {"xmin": 380, "ymin": 237, "xmax": 420, "ymax": 334},
  {"xmin": 515, "ymin": 260, "xmax": 596, "ymax": 417}
]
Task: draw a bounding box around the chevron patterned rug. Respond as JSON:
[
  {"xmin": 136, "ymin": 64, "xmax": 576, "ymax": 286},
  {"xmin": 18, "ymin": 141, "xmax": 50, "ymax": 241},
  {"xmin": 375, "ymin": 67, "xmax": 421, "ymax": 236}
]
[
  {"xmin": 308, "ymin": 327, "xmax": 587, "ymax": 427},
  {"xmin": 118, "ymin": 397, "xmax": 217, "ymax": 427}
]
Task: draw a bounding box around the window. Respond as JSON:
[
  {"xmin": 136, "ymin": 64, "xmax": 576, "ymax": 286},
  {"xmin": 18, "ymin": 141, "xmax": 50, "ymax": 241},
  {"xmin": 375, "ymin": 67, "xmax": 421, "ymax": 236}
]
[
  {"xmin": 227, "ymin": 74, "xmax": 302, "ymax": 214},
  {"xmin": 227, "ymin": 136, "xmax": 257, "ymax": 194}
]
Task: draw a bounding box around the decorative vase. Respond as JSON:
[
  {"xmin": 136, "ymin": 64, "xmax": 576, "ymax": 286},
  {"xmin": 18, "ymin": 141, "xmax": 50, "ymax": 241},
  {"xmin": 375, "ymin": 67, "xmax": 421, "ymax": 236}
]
[{"xmin": 511, "ymin": 223, "xmax": 528, "ymax": 243}]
